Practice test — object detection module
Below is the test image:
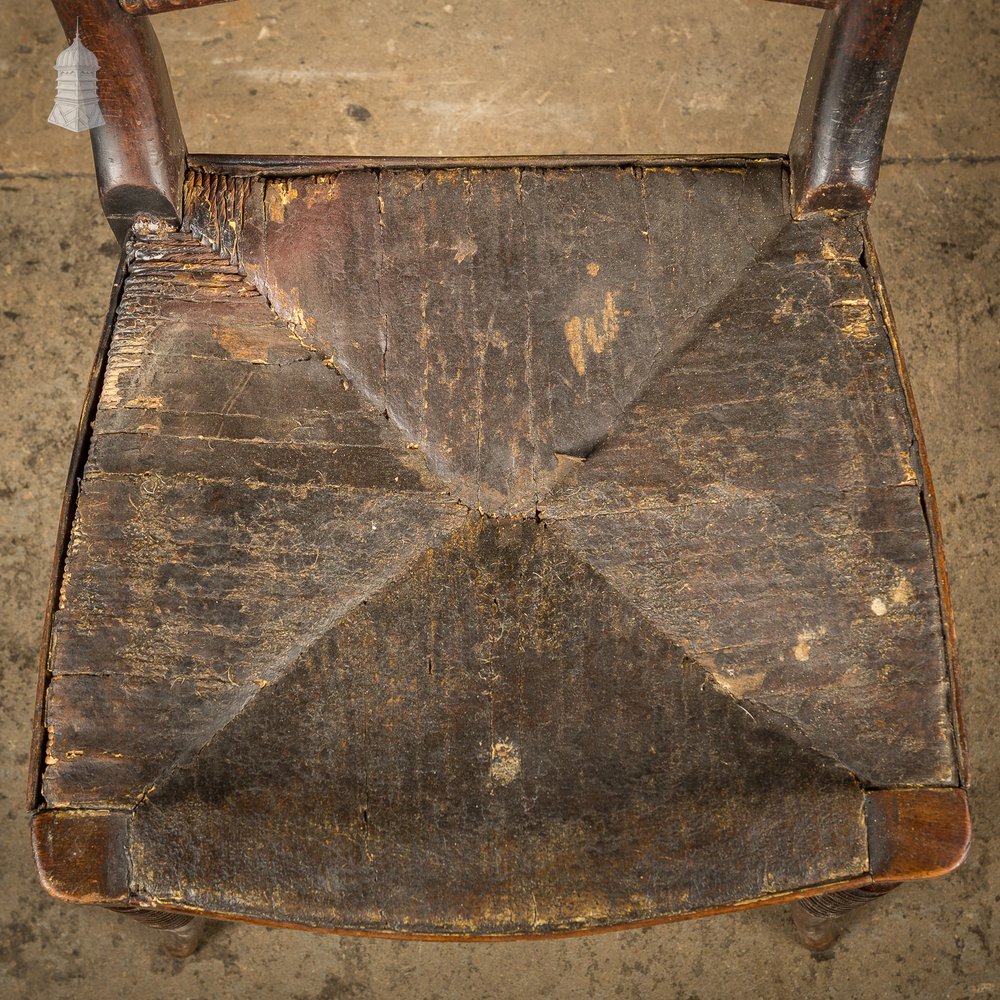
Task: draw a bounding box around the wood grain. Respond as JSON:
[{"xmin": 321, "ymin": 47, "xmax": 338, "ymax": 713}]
[
  {"xmin": 51, "ymin": 0, "xmax": 185, "ymax": 240},
  {"xmin": 32, "ymin": 810, "xmax": 130, "ymax": 904},
  {"xmin": 867, "ymin": 788, "xmax": 971, "ymax": 881},
  {"xmin": 790, "ymin": 0, "xmax": 923, "ymax": 214}
]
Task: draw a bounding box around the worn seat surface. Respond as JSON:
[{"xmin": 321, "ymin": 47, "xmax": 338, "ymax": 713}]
[{"xmin": 35, "ymin": 157, "xmax": 964, "ymax": 936}]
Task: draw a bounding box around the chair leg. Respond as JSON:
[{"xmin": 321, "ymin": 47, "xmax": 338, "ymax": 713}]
[
  {"xmin": 791, "ymin": 882, "xmax": 900, "ymax": 951},
  {"xmin": 107, "ymin": 905, "xmax": 206, "ymax": 958}
]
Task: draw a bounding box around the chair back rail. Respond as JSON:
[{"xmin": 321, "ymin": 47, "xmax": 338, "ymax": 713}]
[{"xmin": 50, "ymin": 0, "xmax": 922, "ymax": 236}]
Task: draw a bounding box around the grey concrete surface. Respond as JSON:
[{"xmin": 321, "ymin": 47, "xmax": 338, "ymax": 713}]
[{"xmin": 1, "ymin": 2, "xmax": 997, "ymax": 997}]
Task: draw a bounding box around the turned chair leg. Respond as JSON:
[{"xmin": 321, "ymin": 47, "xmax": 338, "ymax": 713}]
[
  {"xmin": 107, "ymin": 905, "xmax": 207, "ymax": 958},
  {"xmin": 791, "ymin": 883, "xmax": 900, "ymax": 951}
]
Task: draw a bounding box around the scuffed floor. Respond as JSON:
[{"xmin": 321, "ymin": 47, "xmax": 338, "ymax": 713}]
[{"xmin": 1, "ymin": 2, "xmax": 997, "ymax": 997}]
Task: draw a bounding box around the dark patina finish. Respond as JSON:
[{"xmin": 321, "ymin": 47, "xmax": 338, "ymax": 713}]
[{"xmin": 34, "ymin": 0, "xmax": 967, "ymax": 953}]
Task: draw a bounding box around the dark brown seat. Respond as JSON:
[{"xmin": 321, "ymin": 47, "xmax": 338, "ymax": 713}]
[{"xmin": 31, "ymin": 0, "xmax": 969, "ymax": 953}]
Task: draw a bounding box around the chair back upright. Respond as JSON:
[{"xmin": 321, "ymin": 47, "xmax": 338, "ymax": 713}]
[{"xmin": 49, "ymin": 0, "xmax": 923, "ymax": 239}]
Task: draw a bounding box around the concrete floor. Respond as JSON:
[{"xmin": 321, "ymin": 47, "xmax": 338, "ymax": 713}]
[{"xmin": 1, "ymin": 1, "xmax": 997, "ymax": 997}]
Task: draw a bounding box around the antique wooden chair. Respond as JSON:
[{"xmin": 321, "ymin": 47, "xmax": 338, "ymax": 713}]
[{"xmin": 31, "ymin": 0, "xmax": 970, "ymax": 959}]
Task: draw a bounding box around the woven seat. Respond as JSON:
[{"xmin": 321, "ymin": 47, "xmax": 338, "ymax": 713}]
[{"xmin": 32, "ymin": 0, "xmax": 969, "ymax": 950}]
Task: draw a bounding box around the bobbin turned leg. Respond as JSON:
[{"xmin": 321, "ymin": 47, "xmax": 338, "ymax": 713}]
[
  {"xmin": 791, "ymin": 883, "xmax": 900, "ymax": 951},
  {"xmin": 107, "ymin": 906, "xmax": 206, "ymax": 958}
]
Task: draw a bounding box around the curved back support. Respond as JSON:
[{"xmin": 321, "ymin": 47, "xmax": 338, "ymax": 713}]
[
  {"xmin": 790, "ymin": 0, "xmax": 922, "ymax": 213},
  {"xmin": 51, "ymin": 0, "xmax": 922, "ymax": 238},
  {"xmin": 52, "ymin": 0, "xmax": 185, "ymax": 241}
]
